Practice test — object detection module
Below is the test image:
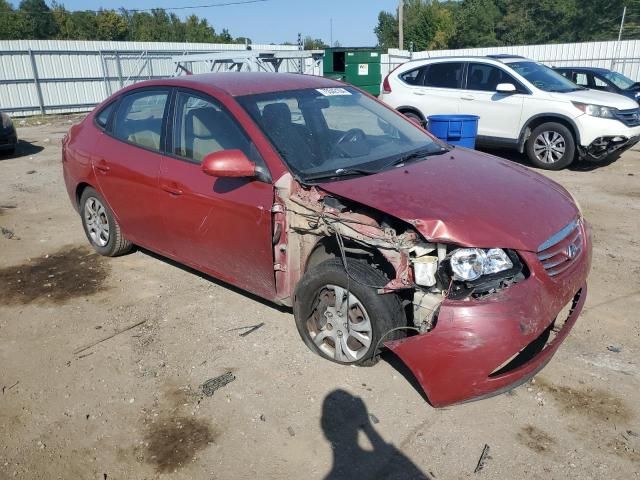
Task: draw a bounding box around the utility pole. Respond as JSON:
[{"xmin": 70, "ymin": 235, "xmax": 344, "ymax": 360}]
[
  {"xmin": 618, "ymin": 5, "xmax": 627, "ymax": 42},
  {"xmin": 398, "ymin": 0, "xmax": 404, "ymax": 50},
  {"xmin": 330, "ymin": 18, "xmax": 333, "ymax": 47},
  {"xmin": 612, "ymin": 6, "xmax": 627, "ymax": 69}
]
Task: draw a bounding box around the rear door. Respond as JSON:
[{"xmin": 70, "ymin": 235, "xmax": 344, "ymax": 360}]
[
  {"xmin": 93, "ymin": 89, "xmax": 170, "ymax": 252},
  {"xmin": 460, "ymin": 62, "xmax": 525, "ymax": 140},
  {"xmin": 400, "ymin": 62, "xmax": 464, "ymax": 117},
  {"xmin": 158, "ymin": 89, "xmax": 276, "ymax": 299}
]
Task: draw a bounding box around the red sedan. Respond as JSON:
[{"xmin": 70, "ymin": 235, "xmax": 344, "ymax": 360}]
[{"xmin": 63, "ymin": 73, "xmax": 591, "ymax": 407}]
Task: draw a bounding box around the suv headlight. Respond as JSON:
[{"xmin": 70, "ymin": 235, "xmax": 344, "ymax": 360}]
[
  {"xmin": 450, "ymin": 248, "xmax": 513, "ymax": 281},
  {"xmin": 572, "ymin": 102, "xmax": 617, "ymax": 119}
]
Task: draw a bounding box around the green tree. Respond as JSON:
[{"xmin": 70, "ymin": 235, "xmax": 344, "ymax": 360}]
[
  {"xmin": 303, "ymin": 36, "xmax": 328, "ymax": 49},
  {"xmin": 96, "ymin": 9, "xmax": 128, "ymax": 41},
  {"xmin": 451, "ymin": 0, "xmax": 503, "ymax": 48},
  {"xmin": 18, "ymin": 0, "xmax": 58, "ymax": 39},
  {"xmin": 374, "ymin": 10, "xmax": 398, "ymax": 49},
  {"xmin": 0, "ymin": 0, "xmax": 21, "ymax": 40},
  {"xmin": 184, "ymin": 14, "xmax": 216, "ymax": 43}
]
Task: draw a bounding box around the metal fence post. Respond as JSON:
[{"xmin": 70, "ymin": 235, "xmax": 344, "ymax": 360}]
[
  {"xmin": 28, "ymin": 49, "xmax": 45, "ymax": 115},
  {"xmin": 99, "ymin": 50, "xmax": 112, "ymax": 97},
  {"xmin": 115, "ymin": 52, "xmax": 124, "ymax": 88}
]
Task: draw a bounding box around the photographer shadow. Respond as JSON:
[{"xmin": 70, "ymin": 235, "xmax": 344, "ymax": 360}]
[{"xmin": 321, "ymin": 389, "xmax": 432, "ymax": 480}]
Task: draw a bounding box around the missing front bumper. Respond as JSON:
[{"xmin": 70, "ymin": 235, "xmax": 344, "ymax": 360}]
[{"xmin": 581, "ymin": 135, "xmax": 640, "ymax": 162}]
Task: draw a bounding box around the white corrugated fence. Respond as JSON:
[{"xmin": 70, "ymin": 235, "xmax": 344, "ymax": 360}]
[{"xmin": 0, "ymin": 40, "xmax": 301, "ymax": 116}]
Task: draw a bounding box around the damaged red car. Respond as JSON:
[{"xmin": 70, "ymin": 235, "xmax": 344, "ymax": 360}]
[{"xmin": 62, "ymin": 73, "xmax": 592, "ymax": 407}]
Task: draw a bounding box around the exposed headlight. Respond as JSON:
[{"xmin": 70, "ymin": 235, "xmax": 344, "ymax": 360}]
[
  {"xmin": 450, "ymin": 248, "xmax": 513, "ymax": 281},
  {"xmin": 572, "ymin": 102, "xmax": 617, "ymax": 119}
]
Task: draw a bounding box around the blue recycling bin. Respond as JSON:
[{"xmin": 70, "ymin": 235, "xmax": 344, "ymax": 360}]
[{"xmin": 427, "ymin": 115, "xmax": 480, "ymax": 148}]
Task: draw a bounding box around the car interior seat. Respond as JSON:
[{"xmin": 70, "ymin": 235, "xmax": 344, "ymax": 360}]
[{"xmin": 184, "ymin": 106, "xmax": 249, "ymax": 162}]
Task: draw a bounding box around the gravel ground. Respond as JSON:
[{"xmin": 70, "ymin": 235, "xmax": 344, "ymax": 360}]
[{"xmin": 0, "ymin": 115, "xmax": 639, "ymax": 480}]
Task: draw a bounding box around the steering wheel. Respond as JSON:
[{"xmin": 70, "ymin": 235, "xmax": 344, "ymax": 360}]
[{"xmin": 337, "ymin": 128, "xmax": 366, "ymax": 146}]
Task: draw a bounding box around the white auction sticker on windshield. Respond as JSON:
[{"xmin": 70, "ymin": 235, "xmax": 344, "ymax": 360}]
[{"xmin": 316, "ymin": 88, "xmax": 352, "ymax": 96}]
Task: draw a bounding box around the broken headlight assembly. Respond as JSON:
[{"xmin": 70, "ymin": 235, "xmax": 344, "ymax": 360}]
[{"xmin": 439, "ymin": 248, "xmax": 526, "ymax": 300}]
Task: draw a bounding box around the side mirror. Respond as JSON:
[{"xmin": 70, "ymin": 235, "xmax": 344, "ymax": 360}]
[
  {"xmin": 201, "ymin": 149, "xmax": 256, "ymax": 178},
  {"xmin": 496, "ymin": 83, "xmax": 517, "ymax": 94}
]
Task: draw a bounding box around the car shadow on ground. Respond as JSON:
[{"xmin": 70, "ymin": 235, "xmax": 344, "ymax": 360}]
[
  {"xmin": 0, "ymin": 140, "xmax": 44, "ymax": 160},
  {"xmin": 321, "ymin": 389, "xmax": 432, "ymax": 480},
  {"xmin": 480, "ymin": 146, "xmax": 622, "ymax": 172},
  {"xmin": 136, "ymin": 247, "xmax": 291, "ymax": 314}
]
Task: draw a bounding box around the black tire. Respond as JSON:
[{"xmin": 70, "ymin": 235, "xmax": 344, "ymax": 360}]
[
  {"xmin": 525, "ymin": 122, "xmax": 576, "ymax": 170},
  {"xmin": 401, "ymin": 110, "xmax": 425, "ymax": 127},
  {"xmin": 293, "ymin": 258, "xmax": 406, "ymax": 367},
  {"xmin": 79, "ymin": 187, "xmax": 132, "ymax": 257}
]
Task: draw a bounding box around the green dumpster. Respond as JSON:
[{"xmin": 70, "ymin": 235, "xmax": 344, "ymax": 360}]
[{"xmin": 323, "ymin": 47, "xmax": 382, "ymax": 96}]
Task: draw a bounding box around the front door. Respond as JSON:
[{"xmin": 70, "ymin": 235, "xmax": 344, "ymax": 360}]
[
  {"xmin": 93, "ymin": 89, "xmax": 170, "ymax": 252},
  {"xmin": 158, "ymin": 90, "xmax": 276, "ymax": 299},
  {"xmin": 461, "ymin": 63, "xmax": 525, "ymax": 140}
]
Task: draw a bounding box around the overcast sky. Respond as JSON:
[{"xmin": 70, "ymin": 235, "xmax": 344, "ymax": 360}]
[{"xmin": 43, "ymin": 0, "xmax": 399, "ymax": 46}]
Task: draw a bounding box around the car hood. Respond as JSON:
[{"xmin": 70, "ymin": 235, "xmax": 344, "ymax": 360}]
[
  {"xmin": 551, "ymin": 88, "xmax": 639, "ymax": 109},
  {"xmin": 317, "ymin": 148, "xmax": 579, "ymax": 252}
]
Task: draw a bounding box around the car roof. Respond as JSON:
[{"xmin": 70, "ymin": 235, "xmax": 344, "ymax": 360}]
[
  {"xmin": 131, "ymin": 72, "xmax": 344, "ymax": 97},
  {"xmin": 399, "ymin": 55, "xmax": 533, "ymax": 68},
  {"xmin": 555, "ymin": 66, "xmax": 610, "ymax": 73}
]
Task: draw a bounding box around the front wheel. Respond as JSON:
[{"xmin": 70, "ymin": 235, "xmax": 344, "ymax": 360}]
[
  {"xmin": 525, "ymin": 122, "xmax": 576, "ymax": 170},
  {"xmin": 293, "ymin": 258, "xmax": 406, "ymax": 366}
]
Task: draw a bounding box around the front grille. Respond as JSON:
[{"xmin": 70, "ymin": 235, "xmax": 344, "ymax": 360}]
[
  {"xmin": 537, "ymin": 219, "xmax": 583, "ymax": 277},
  {"xmin": 614, "ymin": 108, "xmax": 640, "ymax": 127}
]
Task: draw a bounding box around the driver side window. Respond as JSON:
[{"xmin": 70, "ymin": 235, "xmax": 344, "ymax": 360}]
[{"xmin": 173, "ymin": 92, "xmax": 264, "ymax": 167}]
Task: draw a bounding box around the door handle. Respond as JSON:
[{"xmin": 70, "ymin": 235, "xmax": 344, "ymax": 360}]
[
  {"xmin": 413, "ymin": 91, "xmax": 427, "ymax": 96},
  {"xmin": 460, "ymin": 95, "xmax": 475, "ymax": 101},
  {"xmin": 161, "ymin": 183, "xmax": 183, "ymax": 196},
  {"xmin": 95, "ymin": 159, "xmax": 110, "ymax": 173}
]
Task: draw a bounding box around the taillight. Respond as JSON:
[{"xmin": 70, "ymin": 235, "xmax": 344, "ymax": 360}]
[
  {"xmin": 382, "ymin": 63, "xmax": 404, "ymax": 94},
  {"xmin": 382, "ymin": 74, "xmax": 392, "ymax": 94}
]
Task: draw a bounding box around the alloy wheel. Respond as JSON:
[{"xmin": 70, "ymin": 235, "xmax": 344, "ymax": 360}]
[
  {"xmin": 306, "ymin": 285, "xmax": 373, "ymax": 363},
  {"xmin": 533, "ymin": 131, "xmax": 566, "ymax": 164},
  {"xmin": 84, "ymin": 197, "xmax": 110, "ymax": 247}
]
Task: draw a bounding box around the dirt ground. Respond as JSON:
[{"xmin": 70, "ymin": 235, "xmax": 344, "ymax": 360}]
[{"xmin": 1, "ymin": 115, "xmax": 639, "ymax": 480}]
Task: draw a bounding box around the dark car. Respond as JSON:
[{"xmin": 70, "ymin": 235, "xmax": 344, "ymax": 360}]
[
  {"xmin": 63, "ymin": 72, "xmax": 591, "ymax": 407},
  {"xmin": 554, "ymin": 67, "xmax": 640, "ymax": 104},
  {"xmin": 0, "ymin": 112, "xmax": 18, "ymax": 155}
]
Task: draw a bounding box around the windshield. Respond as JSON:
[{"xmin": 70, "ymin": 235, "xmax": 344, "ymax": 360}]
[
  {"xmin": 236, "ymin": 87, "xmax": 444, "ymax": 182},
  {"xmin": 509, "ymin": 61, "xmax": 582, "ymax": 92},
  {"xmin": 603, "ymin": 71, "xmax": 636, "ymax": 90}
]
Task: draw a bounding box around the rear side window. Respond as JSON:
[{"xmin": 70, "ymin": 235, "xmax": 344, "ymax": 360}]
[
  {"xmin": 95, "ymin": 103, "xmax": 115, "ymax": 130},
  {"xmin": 423, "ymin": 62, "xmax": 464, "ymax": 89},
  {"xmin": 113, "ymin": 91, "xmax": 168, "ymax": 151},
  {"xmin": 399, "ymin": 67, "xmax": 424, "ymax": 85}
]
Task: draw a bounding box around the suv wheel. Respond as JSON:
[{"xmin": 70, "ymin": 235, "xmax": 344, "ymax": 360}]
[
  {"xmin": 526, "ymin": 122, "xmax": 575, "ymax": 170},
  {"xmin": 401, "ymin": 110, "xmax": 424, "ymax": 127}
]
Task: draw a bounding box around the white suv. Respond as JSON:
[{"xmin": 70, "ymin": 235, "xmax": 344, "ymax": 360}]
[{"xmin": 380, "ymin": 55, "xmax": 640, "ymax": 169}]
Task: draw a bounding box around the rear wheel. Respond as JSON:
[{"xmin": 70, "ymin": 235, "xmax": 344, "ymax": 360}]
[
  {"xmin": 526, "ymin": 122, "xmax": 575, "ymax": 170},
  {"xmin": 80, "ymin": 187, "xmax": 132, "ymax": 257},
  {"xmin": 293, "ymin": 258, "xmax": 406, "ymax": 366},
  {"xmin": 400, "ymin": 110, "xmax": 425, "ymax": 127}
]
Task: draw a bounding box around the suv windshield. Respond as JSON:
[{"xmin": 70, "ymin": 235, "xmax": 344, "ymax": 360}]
[
  {"xmin": 509, "ymin": 61, "xmax": 582, "ymax": 93},
  {"xmin": 603, "ymin": 71, "xmax": 636, "ymax": 90},
  {"xmin": 237, "ymin": 87, "xmax": 445, "ymax": 182}
]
